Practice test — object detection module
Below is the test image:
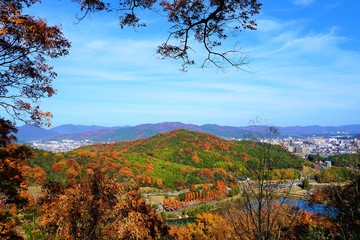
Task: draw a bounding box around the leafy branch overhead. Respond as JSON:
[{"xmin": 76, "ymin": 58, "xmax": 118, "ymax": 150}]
[
  {"xmin": 75, "ymin": 0, "xmax": 261, "ymax": 71},
  {"xmin": 1, "ymin": 0, "xmax": 259, "ymax": 125},
  {"xmin": 0, "ymin": 0, "xmax": 71, "ymax": 125}
]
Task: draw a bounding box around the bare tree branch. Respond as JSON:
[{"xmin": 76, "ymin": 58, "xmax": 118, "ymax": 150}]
[{"xmin": 73, "ymin": 0, "xmax": 261, "ymax": 70}]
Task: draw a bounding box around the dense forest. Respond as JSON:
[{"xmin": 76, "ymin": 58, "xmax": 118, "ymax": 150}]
[
  {"xmin": 29, "ymin": 129, "xmax": 306, "ymax": 189},
  {"xmin": 2, "ymin": 128, "xmax": 360, "ymax": 239}
]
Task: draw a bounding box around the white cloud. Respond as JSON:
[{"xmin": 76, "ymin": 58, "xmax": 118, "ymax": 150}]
[
  {"xmin": 256, "ymin": 19, "xmax": 297, "ymax": 32},
  {"xmin": 257, "ymin": 19, "xmax": 282, "ymax": 32},
  {"xmin": 281, "ymin": 28, "xmax": 347, "ymax": 53},
  {"xmin": 293, "ymin": 0, "xmax": 315, "ymax": 6},
  {"xmin": 37, "ymin": 3, "xmax": 360, "ymax": 127}
]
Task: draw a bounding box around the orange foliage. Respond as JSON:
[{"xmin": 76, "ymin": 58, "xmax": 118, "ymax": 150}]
[
  {"xmin": 191, "ymin": 152, "xmax": 201, "ymax": 163},
  {"xmin": 86, "ymin": 163, "xmax": 101, "ymax": 170},
  {"xmin": 0, "ymin": 120, "xmax": 35, "ymax": 238},
  {"xmin": 51, "ymin": 162, "xmax": 63, "ymax": 172},
  {"xmin": 164, "ymin": 182, "xmax": 227, "ymax": 211},
  {"xmin": 54, "ymin": 152, "xmax": 64, "ymax": 159},
  {"xmin": 0, "ymin": 143, "xmax": 33, "ymax": 207},
  {"xmin": 65, "ymin": 166, "xmax": 78, "ymax": 178},
  {"xmin": 57, "ymin": 159, "xmax": 68, "ymax": 168},
  {"xmin": 289, "ymin": 211, "xmax": 338, "ymax": 239},
  {"xmin": 296, "ymin": 211, "xmax": 336, "ymax": 230},
  {"xmin": 67, "ymin": 178, "xmax": 77, "ymax": 187},
  {"xmin": 184, "ymin": 213, "xmax": 238, "ymax": 240},
  {"xmin": 180, "ymin": 166, "xmax": 189, "ymax": 173},
  {"xmin": 217, "ymin": 142, "xmax": 230, "ymax": 151},
  {"xmin": 144, "ymin": 163, "xmax": 154, "ymax": 174},
  {"xmin": 168, "ymin": 225, "xmax": 192, "ymax": 240},
  {"xmin": 184, "ymin": 147, "xmax": 192, "ymax": 154},
  {"xmin": 200, "ymin": 184, "xmax": 209, "ymax": 191},
  {"xmin": 136, "ymin": 175, "xmax": 152, "ymax": 185},
  {"xmin": 1, "ymin": 0, "xmax": 70, "ymax": 125},
  {"xmin": 0, "ymin": 206, "xmax": 23, "ymax": 239},
  {"xmin": 153, "ymin": 177, "xmax": 163, "ymax": 187},
  {"xmin": 177, "ymin": 148, "xmax": 184, "ymax": 157},
  {"xmin": 240, "ymin": 152, "xmax": 250, "ymax": 162},
  {"xmin": 199, "ymin": 168, "xmax": 213, "ymax": 178},
  {"xmin": 272, "ymin": 169, "xmax": 281, "ymax": 179},
  {"xmin": 215, "ymin": 180, "xmax": 227, "ymax": 194},
  {"xmin": 118, "ymin": 166, "xmax": 134, "ymax": 177},
  {"xmin": 66, "ymin": 159, "xmax": 81, "ymax": 171},
  {"xmin": 38, "ymin": 171, "xmax": 170, "ymax": 239},
  {"xmin": 309, "ymin": 188, "xmax": 330, "ymax": 204},
  {"xmin": 176, "ymin": 180, "xmax": 183, "ymax": 189},
  {"xmin": 32, "ymin": 165, "xmax": 47, "ymax": 185},
  {"xmin": 280, "ymin": 169, "xmax": 293, "ymax": 179},
  {"xmin": 214, "ymin": 168, "xmax": 227, "ymax": 176},
  {"xmin": 163, "ymin": 197, "xmax": 182, "ymax": 211},
  {"xmin": 123, "ymin": 159, "xmax": 131, "ymax": 166}
]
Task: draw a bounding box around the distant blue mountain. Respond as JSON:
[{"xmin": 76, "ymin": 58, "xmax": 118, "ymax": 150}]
[
  {"xmin": 49, "ymin": 122, "xmax": 206, "ymax": 142},
  {"xmin": 16, "ymin": 124, "xmax": 117, "ymax": 141},
  {"xmin": 16, "ymin": 125, "xmax": 58, "ymax": 141},
  {"xmin": 50, "ymin": 124, "xmax": 108, "ymax": 134},
  {"xmin": 15, "ymin": 122, "xmax": 360, "ymax": 142},
  {"xmin": 277, "ymin": 125, "xmax": 360, "ymax": 136}
]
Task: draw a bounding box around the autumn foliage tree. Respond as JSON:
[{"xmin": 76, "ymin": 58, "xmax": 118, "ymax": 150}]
[
  {"xmin": 1, "ymin": 0, "xmax": 70, "ymax": 126},
  {"xmin": 39, "ymin": 170, "xmax": 123, "ymax": 239},
  {"xmin": 310, "ymin": 175, "xmax": 360, "ymax": 240},
  {"xmin": 225, "ymin": 199, "xmax": 303, "ymax": 240},
  {"xmin": 170, "ymin": 212, "xmax": 238, "ymax": 240},
  {"xmin": 38, "ymin": 169, "xmax": 170, "ymax": 239},
  {"xmin": 224, "ymin": 124, "xmax": 302, "ymax": 240},
  {"xmin": 0, "ymin": 119, "xmax": 33, "ymax": 204},
  {"xmin": 0, "ymin": 118, "xmax": 33, "ymax": 239}
]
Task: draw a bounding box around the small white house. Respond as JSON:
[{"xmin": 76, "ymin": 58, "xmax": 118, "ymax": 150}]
[{"xmin": 324, "ymin": 161, "xmax": 332, "ymax": 168}]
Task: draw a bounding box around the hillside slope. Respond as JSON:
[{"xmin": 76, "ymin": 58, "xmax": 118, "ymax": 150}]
[{"xmin": 31, "ymin": 129, "xmax": 307, "ymax": 189}]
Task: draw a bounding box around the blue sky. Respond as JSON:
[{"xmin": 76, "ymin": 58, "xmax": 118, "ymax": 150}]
[{"xmin": 21, "ymin": 0, "xmax": 360, "ymax": 127}]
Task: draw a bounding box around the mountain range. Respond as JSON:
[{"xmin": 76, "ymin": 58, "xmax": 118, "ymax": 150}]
[{"xmin": 15, "ymin": 122, "xmax": 360, "ymax": 142}]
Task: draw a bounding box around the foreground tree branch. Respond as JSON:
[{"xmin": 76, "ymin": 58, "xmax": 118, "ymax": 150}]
[
  {"xmin": 1, "ymin": 0, "xmax": 71, "ymax": 126},
  {"xmin": 75, "ymin": 0, "xmax": 261, "ymax": 71}
]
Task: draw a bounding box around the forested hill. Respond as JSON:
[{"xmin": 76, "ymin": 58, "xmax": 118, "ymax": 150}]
[{"xmin": 30, "ymin": 129, "xmax": 308, "ymax": 189}]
